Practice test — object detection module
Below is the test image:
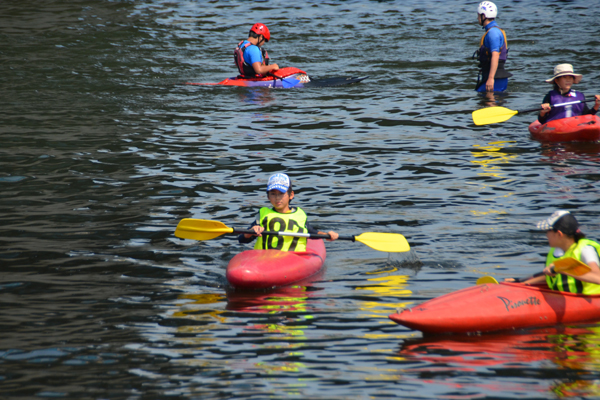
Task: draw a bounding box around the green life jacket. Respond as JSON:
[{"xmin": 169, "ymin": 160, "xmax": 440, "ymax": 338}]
[
  {"xmin": 254, "ymin": 207, "xmax": 308, "ymax": 251},
  {"xmin": 545, "ymin": 238, "xmax": 600, "ymax": 295}
]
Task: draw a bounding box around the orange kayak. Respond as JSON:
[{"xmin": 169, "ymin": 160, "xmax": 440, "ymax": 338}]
[
  {"xmin": 226, "ymin": 239, "xmax": 326, "ymax": 289},
  {"xmin": 389, "ymin": 282, "xmax": 600, "ymax": 334},
  {"xmin": 529, "ymin": 114, "xmax": 600, "ymax": 142}
]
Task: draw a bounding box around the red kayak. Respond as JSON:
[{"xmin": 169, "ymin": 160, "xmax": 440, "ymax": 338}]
[
  {"xmin": 226, "ymin": 239, "xmax": 326, "ymax": 289},
  {"xmin": 185, "ymin": 67, "xmax": 368, "ymax": 89},
  {"xmin": 389, "ymin": 282, "xmax": 600, "ymax": 334},
  {"xmin": 529, "ymin": 114, "xmax": 600, "ymax": 142}
]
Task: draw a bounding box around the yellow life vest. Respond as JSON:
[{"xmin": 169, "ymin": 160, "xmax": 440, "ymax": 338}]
[
  {"xmin": 254, "ymin": 207, "xmax": 308, "ymax": 252},
  {"xmin": 546, "ymin": 238, "xmax": 600, "ymax": 295}
]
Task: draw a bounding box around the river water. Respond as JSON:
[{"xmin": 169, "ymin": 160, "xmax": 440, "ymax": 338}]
[{"xmin": 2, "ymin": 1, "xmax": 600, "ymax": 399}]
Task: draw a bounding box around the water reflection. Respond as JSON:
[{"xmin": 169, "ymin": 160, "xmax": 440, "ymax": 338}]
[
  {"xmin": 539, "ymin": 142, "xmax": 600, "ymax": 162},
  {"xmin": 398, "ymin": 326, "xmax": 600, "ymax": 398},
  {"xmin": 479, "ymin": 91, "xmax": 499, "ymax": 108},
  {"xmin": 471, "ymin": 141, "xmax": 518, "ymax": 181},
  {"xmin": 355, "ymin": 271, "xmax": 413, "ymax": 318},
  {"xmin": 226, "ymin": 284, "xmax": 324, "ymax": 314},
  {"xmin": 238, "ymin": 88, "xmax": 276, "ymax": 105},
  {"xmin": 171, "ymin": 293, "xmax": 227, "ymax": 331}
]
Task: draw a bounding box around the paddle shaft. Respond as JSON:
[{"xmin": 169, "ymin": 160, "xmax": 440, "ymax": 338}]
[
  {"xmin": 235, "ymin": 228, "xmax": 354, "ymax": 242},
  {"xmin": 515, "ymin": 267, "xmax": 556, "ymax": 282},
  {"xmin": 478, "ymin": 267, "xmax": 557, "ymax": 285},
  {"xmin": 519, "ymin": 98, "xmax": 596, "ymax": 115},
  {"xmin": 513, "ymin": 265, "xmax": 586, "ymax": 282},
  {"xmin": 268, "ymin": 71, "xmax": 292, "ymax": 81}
]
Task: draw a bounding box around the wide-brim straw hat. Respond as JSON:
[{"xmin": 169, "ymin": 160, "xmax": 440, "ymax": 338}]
[{"xmin": 545, "ymin": 63, "xmax": 582, "ymax": 84}]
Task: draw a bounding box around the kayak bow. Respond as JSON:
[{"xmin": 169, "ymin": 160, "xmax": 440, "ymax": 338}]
[
  {"xmin": 226, "ymin": 239, "xmax": 326, "ymax": 289},
  {"xmin": 389, "ymin": 282, "xmax": 600, "ymax": 334},
  {"xmin": 529, "ymin": 114, "xmax": 600, "ymax": 142}
]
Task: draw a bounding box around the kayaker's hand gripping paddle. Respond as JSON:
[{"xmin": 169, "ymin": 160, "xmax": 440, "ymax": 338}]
[
  {"xmin": 476, "ymin": 257, "xmax": 592, "ymax": 285},
  {"xmin": 174, "ymin": 218, "xmax": 410, "ymax": 253}
]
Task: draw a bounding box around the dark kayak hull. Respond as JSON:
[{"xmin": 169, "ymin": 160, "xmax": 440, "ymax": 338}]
[
  {"xmin": 389, "ymin": 282, "xmax": 600, "ymax": 334},
  {"xmin": 529, "ymin": 115, "xmax": 600, "ymax": 142},
  {"xmin": 185, "ymin": 67, "xmax": 368, "ymax": 89},
  {"xmin": 226, "ymin": 239, "xmax": 326, "ymax": 289}
]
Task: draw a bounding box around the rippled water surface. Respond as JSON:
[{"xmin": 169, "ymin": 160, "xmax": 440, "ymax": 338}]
[{"xmin": 2, "ymin": 1, "xmax": 600, "ymax": 398}]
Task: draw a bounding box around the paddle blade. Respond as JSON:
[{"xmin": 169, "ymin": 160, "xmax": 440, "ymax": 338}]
[
  {"xmin": 476, "ymin": 276, "xmax": 499, "ymax": 285},
  {"xmin": 553, "ymin": 257, "xmax": 591, "ymax": 276},
  {"xmin": 280, "ymin": 77, "xmax": 299, "ymax": 88},
  {"xmin": 472, "ymin": 106, "xmax": 518, "ymax": 126},
  {"xmin": 354, "ymin": 232, "xmax": 410, "ymax": 253},
  {"xmin": 174, "ymin": 219, "xmax": 234, "ymax": 241},
  {"xmin": 269, "ymin": 72, "xmax": 299, "ymax": 88}
]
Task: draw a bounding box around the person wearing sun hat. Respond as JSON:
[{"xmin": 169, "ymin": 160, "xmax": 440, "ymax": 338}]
[
  {"xmin": 238, "ymin": 173, "xmax": 338, "ymax": 251},
  {"xmin": 512, "ymin": 210, "xmax": 600, "ymax": 294},
  {"xmin": 538, "ymin": 64, "xmax": 600, "ymax": 124}
]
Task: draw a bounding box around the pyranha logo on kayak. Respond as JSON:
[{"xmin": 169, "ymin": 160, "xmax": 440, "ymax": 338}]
[{"xmin": 497, "ymin": 296, "xmax": 541, "ymax": 312}]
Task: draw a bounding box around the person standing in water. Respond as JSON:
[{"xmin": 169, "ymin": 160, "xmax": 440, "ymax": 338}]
[{"xmin": 474, "ymin": 1, "xmax": 512, "ymax": 93}]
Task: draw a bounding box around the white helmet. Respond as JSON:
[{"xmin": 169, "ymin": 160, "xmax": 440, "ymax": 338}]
[{"xmin": 477, "ymin": 1, "xmax": 497, "ymax": 19}]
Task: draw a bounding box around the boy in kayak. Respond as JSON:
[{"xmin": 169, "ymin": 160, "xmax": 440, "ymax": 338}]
[
  {"xmin": 538, "ymin": 64, "xmax": 600, "ymax": 124},
  {"xmin": 234, "ymin": 23, "xmax": 280, "ymax": 77},
  {"xmin": 474, "ymin": 1, "xmax": 512, "ymax": 93},
  {"xmin": 238, "ymin": 173, "xmax": 338, "ymax": 251},
  {"xmin": 515, "ymin": 211, "xmax": 600, "ymax": 294}
]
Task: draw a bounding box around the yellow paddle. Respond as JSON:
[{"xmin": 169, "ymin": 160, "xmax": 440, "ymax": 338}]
[
  {"xmin": 471, "ymin": 99, "xmax": 595, "ymax": 126},
  {"xmin": 476, "ymin": 257, "xmax": 591, "ymax": 285},
  {"xmin": 475, "ymin": 276, "xmax": 499, "ymax": 285},
  {"xmin": 174, "ymin": 218, "xmax": 410, "ymax": 253}
]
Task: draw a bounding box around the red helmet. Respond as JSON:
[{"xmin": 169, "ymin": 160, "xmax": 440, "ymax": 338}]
[{"xmin": 250, "ymin": 23, "xmax": 270, "ymax": 42}]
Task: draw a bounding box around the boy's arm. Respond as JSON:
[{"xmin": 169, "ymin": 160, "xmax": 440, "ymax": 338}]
[
  {"xmin": 252, "ymin": 61, "xmax": 279, "ymax": 75},
  {"xmin": 305, "ymin": 222, "xmax": 319, "ymax": 235},
  {"xmin": 306, "ymin": 222, "xmax": 339, "ymax": 241},
  {"xmin": 246, "ymin": 45, "xmax": 279, "ymax": 75},
  {"xmin": 485, "ymin": 52, "xmax": 499, "ymax": 92},
  {"xmin": 484, "ymin": 29, "xmax": 504, "ymax": 92},
  {"xmin": 238, "ymin": 215, "xmax": 262, "ymax": 244},
  {"xmin": 582, "ymin": 95, "xmax": 600, "ymax": 115}
]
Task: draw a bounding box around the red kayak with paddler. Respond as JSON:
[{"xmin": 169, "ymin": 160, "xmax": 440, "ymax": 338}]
[
  {"xmin": 184, "ymin": 66, "xmax": 368, "ymax": 89},
  {"xmin": 389, "ymin": 257, "xmax": 599, "ymax": 335},
  {"xmin": 185, "ymin": 23, "xmax": 367, "ymax": 89},
  {"xmin": 174, "ymin": 218, "xmax": 410, "ymax": 290}
]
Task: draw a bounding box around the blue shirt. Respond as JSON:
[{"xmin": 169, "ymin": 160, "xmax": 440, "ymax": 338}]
[
  {"xmin": 240, "ymin": 40, "xmax": 263, "ymax": 66},
  {"xmin": 483, "ymin": 21, "xmax": 504, "ymax": 53}
]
